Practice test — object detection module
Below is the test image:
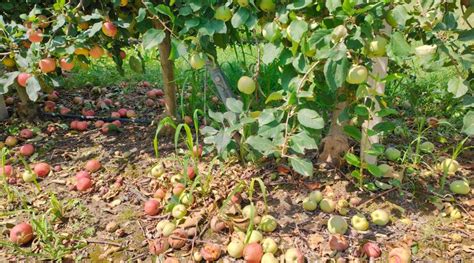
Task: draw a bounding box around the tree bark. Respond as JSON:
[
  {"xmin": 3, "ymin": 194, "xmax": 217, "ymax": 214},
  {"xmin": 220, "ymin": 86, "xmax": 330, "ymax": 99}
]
[
  {"xmin": 16, "ymin": 86, "xmax": 37, "ymax": 120},
  {"xmin": 361, "ymin": 24, "xmax": 391, "ymax": 165},
  {"xmin": 0, "ymin": 95, "xmax": 8, "ymax": 120},
  {"xmin": 206, "ymin": 60, "xmax": 235, "ymax": 104},
  {"xmin": 361, "ymin": 56, "xmax": 388, "ymax": 164},
  {"xmin": 318, "ymin": 98, "xmax": 350, "ymax": 166},
  {"xmin": 155, "ymin": 22, "xmax": 177, "ymax": 118}
]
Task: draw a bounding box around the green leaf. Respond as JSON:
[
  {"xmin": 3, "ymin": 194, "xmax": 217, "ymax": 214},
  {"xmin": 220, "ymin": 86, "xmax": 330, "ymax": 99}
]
[
  {"xmin": 289, "ymin": 156, "xmax": 313, "ymax": 177},
  {"xmin": 265, "ymin": 91, "xmax": 284, "ymax": 104},
  {"xmin": 447, "ymin": 77, "xmax": 468, "ymax": 98},
  {"xmin": 342, "ymin": 0, "xmax": 355, "ymax": 15},
  {"xmin": 344, "ymin": 152, "xmax": 360, "ymax": 167},
  {"xmin": 390, "ymin": 5, "xmax": 410, "ymax": 27},
  {"xmin": 262, "ymin": 43, "xmax": 282, "ymax": 65},
  {"xmin": 208, "ymin": 109, "xmax": 224, "ymax": 123},
  {"xmin": 258, "ymin": 109, "xmax": 276, "ymax": 126},
  {"xmin": 215, "ymin": 130, "xmax": 232, "ymax": 153},
  {"xmin": 142, "ymin": 28, "xmax": 165, "ymax": 50},
  {"xmin": 324, "ymin": 57, "xmax": 349, "ymax": 91},
  {"xmin": 343, "ymin": 125, "xmax": 361, "ymax": 142},
  {"xmin": 246, "ymin": 135, "xmax": 275, "ymax": 155},
  {"xmin": 289, "ymin": 131, "xmax": 318, "ymax": 154},
  {"xmin": 376, "ymin": 108, "xmax": 398, "ymax": 117},
  {"xmin": 129, "ymin": 56, "xmax": 143, "ymax": 73},
  {"xmin": 297, "ymin": 109, "xmax": 324, "ymax": 130},
  {"xmin": 0, "ymin": 71, "xmax": 19, "ymax": 94},
  {"xmin": 326, "ymin": 0, "xmax": 341, "ymax": 13},
  {"xmin": 156, "ymin": 4, "xmax": 175, "ymax": 22},
  {"xmin": 367, "ymin": 164, "xmax": 383, "ymax": 178},
  {"xmin": 88, "ymin": 22, "xmax": 102, "ymax": 37},
  {"xmin": 389, "ymin": 32, "xmax": 411, "ymax": 58},
  {"xmin": 26, "ymin": 76, "xmax": 41, "ymax": 102},
  {"xmin": 287, "ymin": 0, "xmax": 313, "ymax": 10},
  {"xmin": 231, "ymin": 8, "xmax": 249, "ymax": 29},
  {"xmin": 287, "ymin": 20, "xmax": 308, "ymax": 42},
  {"xmin": 225, "ymin": 98, "xmax": 244, "ymax": 113},
  {"xmin": 462, "ymin": 111, "xmax": 474, "ymax": 136},
  {"xmin": 459, "ymin": 29, "xmax": 474, "ymax": 42},
  {"xmin": 136, "ymin": 8, "xmax": 146, "ymax": 22},
  {"xmin": 373, "ymin": 121, "xmax": 396, "ymax": 133}
]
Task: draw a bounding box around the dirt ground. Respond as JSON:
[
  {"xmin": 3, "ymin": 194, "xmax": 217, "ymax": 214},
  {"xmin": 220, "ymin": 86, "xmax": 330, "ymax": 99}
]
[{"xmin": 0, "ymin": 85, "xmax": 473, "ymax": 262}]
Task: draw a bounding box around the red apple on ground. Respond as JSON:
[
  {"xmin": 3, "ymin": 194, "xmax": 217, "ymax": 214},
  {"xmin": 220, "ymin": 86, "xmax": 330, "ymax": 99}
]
[
  {"xmin": 9, "ymin": 222, "xmax": 33, "ymax": 245},
  {"xmin": 187, "ymin": 166, "xmax": 195, "ymax": 180},
  {"xmin": 76, "ymin": 121, "xmax": 88, "ymax": 131},
  {"xmin": 85, "ymin": 159, "xmax": 101, "ymax": 172},
  {"xmin": 76, "ymin": 177, "xmax": 92, "ymax": 191},
  {"xmin": 243, "ymin": 243, "xmax": 263, "ymax": 263},
  {"xmin": 118, "ymin": 108, "xmax": 128, "ymax": 117},
  {"xmin": 0, "ymin": 165, "xmax": 13, "ymax": 177},
  {"xmin": 144, "ymin": 199, "xmax": 161, "ymax": 216},
  {"xmin": 60, "ymin": 106, "xmax": 71, "ymax": 115},
  {"xmin": 95, "ymin": 120, "xmax": 105, "ymax": 128},
  {"xmin": 76, "ymin": 170, "xmax": 91, "ymax": 179},
  {"xmin": 20, "ymin": 129, "xmax": 34, "ymax": 139},
  {"xmin": 34, "ymin": 162, "xmax": 50, "ymax": 178},
  {"xmin": 111, "ymin": 112, "xmax": 120, "ymax": 118},
  {"xmin": 20, "ymin": 144, "xmax": 35, "ymax": 157},
  {"xmin": 5, "ymin": 136, "xmax": 18, "ymax": 147}
]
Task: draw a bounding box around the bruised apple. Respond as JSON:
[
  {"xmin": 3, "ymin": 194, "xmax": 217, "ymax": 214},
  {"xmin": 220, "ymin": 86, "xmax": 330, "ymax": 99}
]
[
  {"xmin": 10, "ymin": 222, "xmax": 33, "ymax": 245},
  {"xmin": 284, "ymin": 248, "xmax": 304, "ymax": 263},
  {"xmin": 388, "ymin": 247, "xmax": 411, "ymax": 263},
  {"xmin": 20, "ymin": 129, "xmax": 34, "ymax": 139}
]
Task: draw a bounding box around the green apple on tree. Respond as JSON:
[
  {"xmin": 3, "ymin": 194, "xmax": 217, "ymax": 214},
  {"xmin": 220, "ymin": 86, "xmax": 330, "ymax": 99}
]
[
  {"xmin": 214, "ymin": 6, "xmax": 232, "ymax": 22},
  {"xmin": 346, "ymin": 65, "xmax": 368, "ymax": 84},
  {"xmin": 238, "ymin": 76, "xmax": 256, "ymax": 95}
]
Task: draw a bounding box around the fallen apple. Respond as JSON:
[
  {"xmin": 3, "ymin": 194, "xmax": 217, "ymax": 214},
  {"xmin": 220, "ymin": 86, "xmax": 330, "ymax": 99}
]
[
  {"xmin": 388, "ymin": 247, "xmax": 411, "ymax": 263},
  {"xmin": 449, "ymin": 180, "xmax": 470, "ymax": 195},
  {"xmin": 22, "ymin": 170, "xmax": 37, "ymax": 183},
  {"xmin": 193, "ymin": 251, "xmax": 202, "ymax": 262},
  {"xmin": 259, "ymin": 215, "xmax": 277, "ymax": 232},
  {"xmin": 33, "ymin": 162, "xmax": 50, "ymax": 178},
  {"xmin": 19, "ymin": 144, "xmax": 35, "ymax": 157},
  {"xmin": 420, "ymin": 141, "xmax": 435, "ymax": 153},
  {"xmin": 179, "ymin": 192, "xmax": 194, "ymax": 206},
  {"xmin": 261, "ymin": 252, "xmax": 278, "ymax": 263},
  {"xmin": 308, "ymin": 190, "xmax": 323, "ymax": 203},
  {"xmin": 227, "ymin": 239, "xmax": 244, "ymax": 258},
  {"xmin": 168, "ymin": 229, "xmax": 187, "ymax": 249},
  {"xmin": 302, "ymin": 197, "xmax": 317, "ymax": 211},
  {"xmin": 329, "ymin": 234, "xmax": 349, "ymax": 251},
  {"xmin": 436, "ymin": 158, "xmax": 459, "ymax": 175},
  {"xmin": 118, "ymin": 108, "xmax": 128, "ymax": 117},
  {"xmin": 154, "ymin": 188, "xmax": 166, "ymax": 199},
  {"xmin": 162, "ymin": 222, "xmax": 176, "ymax": 237},
  {"xmin": 210, "ymin": 216, "xmax": 226, "ymax": 232},
  {"xmin": 172, "ymin": 204, "xmax": 187, "ymax": 219},
  {"xmin": 151, "ymin": 163, "xmax": 164, "ymax": 177},
  {"xmin": 248, "ymin": 230, "xmax": 263, "ymax": 244},
  {"xmin": 385, "ymin": 147, "xmax": 401, "ymax": 161},
  {"xmin": 85, "ymin": 159, "xmax": 101, "ymax": 172},
  {"xmin": 284, "ymin": 248, "xmax": 304, "ymax": 263},
  {"xmin": 319, "ymin": 198, "xmax": 336, "ymax": 213},
  {"xmin": 0, "ymin": 165, "xmax": 13, "ymax": 177},
  {"xmin": 243, "ymin": 243, "xmax": 263, "ymax": 263},
  {"xmin": 378, "ymin": 164, "xmax": 393, "ymax": 176},
  {"xmin": 261, "ymin": 237, "xmax": 278, "ymax": 254},
  {"xmin": 76, "ymin": 177, "xmax": 92, "ymax": 191},
  {"xmin": 327, "ymin": 215, "xmax": 348, "ymax": 234},
  {"xmin": 144, "ymin": 199, "xmax": 161, "ymax": 216},
  {"xmin": 200, "ymin": 244, "xmax": 221, "ymax": 262},
  {"xmin": 362, "ymin": 242, "xmax": 381, "ymax": 258},
  {"xmin": 76, "ymin": 170, "xmax": 91, "ymax": 179},
  {"xmin": 187, "ymin": 166, "xmax": 196, "ymax": 180},
  {"xmin": 5, "ymin": 136, "xmax": 18, "ymax": 147},
  {"xmin": 20, "ymin": 129, "xmax": 34, "ymax": 139},
  {"xmin": 173, "ymin": 183, "xmax": 185, "ymax": 196},
  {"xmin": 370, "ymin": 209, "xmax": 390, "ymax": 226},
  {"xmin": 95, "ymin": 120, "xmax": 105, "ymax": 128},
  {"xmin": 450, "ymin": 208, "xmax": 462, "ymax": 219},
  {"xmin": 242, "ymin": 204, "xmax": 256, "ymax": 219},
  {"xmin": 192, "ymin": 145, "xmax": 203, "ymax": 158},
  {"xmin": 148, "ymin": 238, "xmax": 169, "ymax": 255},
  {"xmin": 10, "ymin": 222, "xmax": 33, "ymax": 245},
  {"xmin": 351, "ymin": 214, "xmax": 369, "ymax": 231}
]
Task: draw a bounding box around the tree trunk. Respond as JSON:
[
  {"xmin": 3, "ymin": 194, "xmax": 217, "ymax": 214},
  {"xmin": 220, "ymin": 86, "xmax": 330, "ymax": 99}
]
[
  {"xmin": 0, "ymin": 95, "xmax": 8, "ymax": 120},
  {"xmin": 361, "ymin": 56, "xmax": 388, "ymax": 164},
  {"xmin": 318, "ymin": 98, "xmax": 350, "ymax": 166},
  {"xmin": 361, "ymin": 24, "xmax": 391, "ymax": 165},
  {"xmin": 206, "ymin": 60, "xmax": 235, "ymax": 104},
  {"xmin": 16, "ymin": 86, "xmax": 37, "ymax": 120},
  {"xmin": 155, "ymin": 22, "xmax": 177, "ymax": 118}
]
